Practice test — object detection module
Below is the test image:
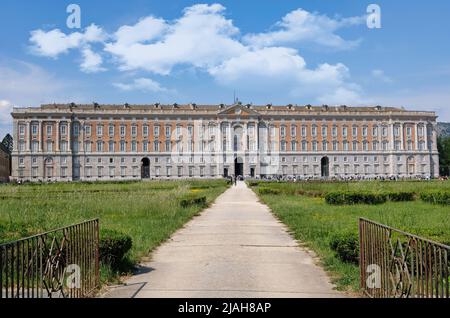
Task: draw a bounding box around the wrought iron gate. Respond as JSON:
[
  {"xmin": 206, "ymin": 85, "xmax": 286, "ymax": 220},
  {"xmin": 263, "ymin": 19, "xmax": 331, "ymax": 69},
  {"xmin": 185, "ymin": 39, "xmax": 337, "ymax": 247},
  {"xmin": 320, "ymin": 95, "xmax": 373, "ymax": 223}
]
[
  {"xmin": 359, "ymin": 218, "xmax": 450, "ymax": 298},
  {"xmin": 0, "ymin": 219, "xmax": 99, "ymax": 298}
]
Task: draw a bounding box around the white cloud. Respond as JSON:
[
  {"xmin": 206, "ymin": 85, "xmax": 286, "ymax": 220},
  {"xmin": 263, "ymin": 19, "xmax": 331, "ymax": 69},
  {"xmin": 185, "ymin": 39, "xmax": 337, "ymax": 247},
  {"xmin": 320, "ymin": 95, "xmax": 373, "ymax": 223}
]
[
  {"xmin": 30, "ymin": 24, "xmax": 106, "ymax": 58},
  {"xmin": 113, "ymin": 78, "xmax": 168, "ymax": 93},
  {"xmin": 104, "ymin": 3, "xmax": 246, "ymax": 74},
  {"xmin": 80, "ymin": 46, "xmax": 106, "ymax": 73},
  {"xmin": 371, "ymin": 69, "xmax": 393, "ymax": 84},
  {"xmin": 113, "ymin": 16, "xmax": 167, "ymax": 46},
  {"xmin": 209, "ymin": 47, "xmax": 362, "ymax": 104},
  {"xmin": 243, "ymin": 9, "xmax": 364, "ymax": 49}
]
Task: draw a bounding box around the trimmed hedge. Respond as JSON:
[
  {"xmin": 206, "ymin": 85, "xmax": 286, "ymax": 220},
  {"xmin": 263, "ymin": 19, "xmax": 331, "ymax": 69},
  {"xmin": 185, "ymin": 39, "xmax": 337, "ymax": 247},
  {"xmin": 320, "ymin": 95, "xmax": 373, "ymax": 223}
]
[
  {"xmin": 179, "ymin": 195, "xmax": 207, "ymax": 208},
  {"xmin": 325, "ymin": 191, "xmax": 387, "ymax": 205},
  {"xmin": 99, "ymin": 229, "xmax": 133, "ymax": 270},
  {"xmin": 385, "ymin": 191, "xmax": 415, "ymax": 202},
  {"xmin": 420, "ymin": 191, "xmax": 450, "ymax": 205},
  {"xmin": 329, "ymin": 232, "xmax": 359, "ymax": 264},
  {"xmin": 258, "ymin": 187, "xmax": 281, "ymax": 195}
]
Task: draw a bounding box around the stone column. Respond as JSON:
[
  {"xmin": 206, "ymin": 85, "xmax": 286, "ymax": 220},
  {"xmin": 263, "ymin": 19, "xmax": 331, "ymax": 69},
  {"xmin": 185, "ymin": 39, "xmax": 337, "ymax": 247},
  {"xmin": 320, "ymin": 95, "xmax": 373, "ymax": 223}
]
[
  {"xmin": 424, "ymin": 123, "xmax": 429, "ymax": 151},
  {"xmin": 400, "ymin": 122, "xmax": 404, "ymax": 151},
  {"xmin": 432, "ymin": 123, "xmax": 438, "ymax": 152},
  {"xmin": 55, "ymin": 120, "xmax": 60, "ymax": 152},
  {"xmin": 39, "ymin": 120, "xmax": 44, "ymax": 152},
  {"xmin": 67, "ymin": 121, "xmax": 72, "ymax": 152},
  {"xmin": 390, "ymin": 121, "xmax": 395, "ymax": 151},
  {"xmin": 414, "ymin": 123, "xmax": 419, "ymax": 151},
  {"xmin": 26, "ymin": 121, "xmax": 31, "ymax": 151}
]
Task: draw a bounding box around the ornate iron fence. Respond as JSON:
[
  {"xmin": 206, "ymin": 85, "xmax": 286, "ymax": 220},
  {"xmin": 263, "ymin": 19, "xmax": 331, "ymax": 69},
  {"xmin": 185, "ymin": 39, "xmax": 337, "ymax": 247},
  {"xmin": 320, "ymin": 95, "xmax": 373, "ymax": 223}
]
[
  {"xmin": 0, "ymin": 219, "xmax": 99, "ymax": 298},
  {"xmin": 359, "ymin": 218, "xmax": 450, "ymax": 298}
]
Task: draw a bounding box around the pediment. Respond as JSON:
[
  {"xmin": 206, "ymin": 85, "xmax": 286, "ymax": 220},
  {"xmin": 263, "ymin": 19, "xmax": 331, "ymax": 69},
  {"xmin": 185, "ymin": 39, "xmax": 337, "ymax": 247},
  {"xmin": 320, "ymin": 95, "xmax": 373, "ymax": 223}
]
[{"xmin": 217, "ymin": 104, "xmax": 260, "ymax": 116}]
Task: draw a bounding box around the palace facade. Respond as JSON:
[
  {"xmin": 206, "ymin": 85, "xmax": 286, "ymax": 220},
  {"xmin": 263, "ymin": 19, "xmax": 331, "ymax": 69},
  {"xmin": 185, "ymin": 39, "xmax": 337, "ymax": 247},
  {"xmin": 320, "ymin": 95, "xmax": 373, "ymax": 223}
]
[{"xmin": 10, "ymin": 103, "xmax": 439, "ymax": 182}]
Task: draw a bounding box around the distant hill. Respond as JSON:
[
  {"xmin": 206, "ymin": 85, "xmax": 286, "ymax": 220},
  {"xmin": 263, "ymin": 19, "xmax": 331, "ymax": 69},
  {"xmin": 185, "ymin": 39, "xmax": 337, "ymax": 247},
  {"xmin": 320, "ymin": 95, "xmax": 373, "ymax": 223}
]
[{"xmin": 437, "ymin": 122, "xmax": 450, "ymax": 138}]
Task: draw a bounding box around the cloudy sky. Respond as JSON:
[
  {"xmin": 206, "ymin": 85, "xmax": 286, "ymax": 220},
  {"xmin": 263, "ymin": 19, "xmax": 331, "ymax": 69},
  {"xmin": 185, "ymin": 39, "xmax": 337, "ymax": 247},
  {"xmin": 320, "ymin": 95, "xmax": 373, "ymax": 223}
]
[{"xmin": 1, "ymin": 0, "xmax": 450, "ymax": 138}]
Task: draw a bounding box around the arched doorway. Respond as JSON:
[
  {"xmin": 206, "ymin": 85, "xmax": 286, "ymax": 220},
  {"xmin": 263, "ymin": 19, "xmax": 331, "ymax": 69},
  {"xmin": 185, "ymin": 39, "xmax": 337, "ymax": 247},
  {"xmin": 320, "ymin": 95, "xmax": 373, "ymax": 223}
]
[
  {"xmin": 141, "ymin": 158, "xmax": 150, "ymax": 179},
  {"xmin": 321, "ymin": 157, "xmax": 329, "ymax": 177},
  {"xmin": 234, "ymin": 157, "xmax": 243, "ymax": 177}
]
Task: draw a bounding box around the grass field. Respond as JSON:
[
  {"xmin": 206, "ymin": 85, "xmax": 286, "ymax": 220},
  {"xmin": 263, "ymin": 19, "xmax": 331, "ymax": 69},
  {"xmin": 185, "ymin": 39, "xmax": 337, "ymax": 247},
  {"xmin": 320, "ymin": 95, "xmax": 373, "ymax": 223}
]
[
  {"xmin": 249, "ymin": 180, "xmax": 450, "ymax": 293},
  {"xmin": 0, "ymin": 179, "xmax": 229, "ymax": 283}
]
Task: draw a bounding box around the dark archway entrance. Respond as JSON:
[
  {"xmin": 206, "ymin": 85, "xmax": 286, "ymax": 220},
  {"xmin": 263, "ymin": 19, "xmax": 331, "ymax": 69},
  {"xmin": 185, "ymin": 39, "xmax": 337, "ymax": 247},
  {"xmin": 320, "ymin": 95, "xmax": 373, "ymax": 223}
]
[
  {"xmin": 234, "ymin": 157, "xmax": 243, "ymax": 177},
  {"xmin": 321, "ymin": 157, "xmax": 329, "ymax": 177},
  {"xmin": 223, "ymin": 168, "xmax": 228, "ymax": 178},
  {"xmin": 141, "ymin": 158, "xmax": 150, "ymax": 179}
]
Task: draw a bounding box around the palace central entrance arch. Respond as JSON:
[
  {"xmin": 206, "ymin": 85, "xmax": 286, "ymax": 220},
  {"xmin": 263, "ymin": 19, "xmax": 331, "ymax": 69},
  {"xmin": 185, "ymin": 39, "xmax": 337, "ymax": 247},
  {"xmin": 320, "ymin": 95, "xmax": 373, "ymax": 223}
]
[{"xmin": 321, "ymin": 157, "xmax": 329, "ymax": 178}]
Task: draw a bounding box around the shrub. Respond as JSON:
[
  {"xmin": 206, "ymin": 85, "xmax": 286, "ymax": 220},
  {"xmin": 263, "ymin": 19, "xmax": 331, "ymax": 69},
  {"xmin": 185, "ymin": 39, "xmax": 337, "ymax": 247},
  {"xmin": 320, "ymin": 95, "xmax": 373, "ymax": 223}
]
[
  {"xmin": 179, "ymin": 195, "xmax": 207, "ymax": 208},
  {"xmin": 420, "ymin": 191, "xmax": 450, "ymax": 205},
  {"xmin": 248, "ymin": 181, "xmax": 259, "ymax": 187},
  {"xmin": 258, "ymin": 187, "xmax": 281, "ymax": 195},
  {"xmin": 385, "ymin": 191, "xmax": 416, "ymax": 202},
  {"xmin": 99, "ymin": 229, "xmax": 133, "ymax": 270},
  {"xmin": 329, "ymin": 232, "xmax": 359, "ymax": 264},
  {"xmin": 325, "ymin": 191, "xmax": 387, "ymax": 205}
]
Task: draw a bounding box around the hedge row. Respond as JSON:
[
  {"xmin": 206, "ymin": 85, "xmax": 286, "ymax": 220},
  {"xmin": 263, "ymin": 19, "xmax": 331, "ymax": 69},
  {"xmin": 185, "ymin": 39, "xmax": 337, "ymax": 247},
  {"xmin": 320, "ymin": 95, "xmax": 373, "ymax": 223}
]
[
  {"xmin": 99, "ymin": 229, "xmax": 133, "ymax": 270},
  {"xmin": 325, "ymin": 191, "xmax": 416, "ymax": 205},
  {"xmin": 420, "ymin": 191, "xmax": 450, "ymax": 205},
  {"xmin": 329, "ymin": 232, "xmax": 359, "ymax": 264},
  {"xmin": 179, "ymin": 195, "xmax": 207, "ymax": 208},
  {"xmin": 258, "ymin": 187, "xmax": 281, "ymax": 195}
]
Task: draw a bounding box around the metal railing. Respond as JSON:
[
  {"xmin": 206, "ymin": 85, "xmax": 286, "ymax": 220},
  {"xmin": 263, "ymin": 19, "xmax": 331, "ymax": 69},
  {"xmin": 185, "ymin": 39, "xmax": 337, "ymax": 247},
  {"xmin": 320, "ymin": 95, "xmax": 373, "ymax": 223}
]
[
  {"xmin": 0, "ymin": 219, "xmax": 99, "ymax": 298},
  {"xmin": 359, "ymin": 218, "xmax": 450, "ymax": 298}
]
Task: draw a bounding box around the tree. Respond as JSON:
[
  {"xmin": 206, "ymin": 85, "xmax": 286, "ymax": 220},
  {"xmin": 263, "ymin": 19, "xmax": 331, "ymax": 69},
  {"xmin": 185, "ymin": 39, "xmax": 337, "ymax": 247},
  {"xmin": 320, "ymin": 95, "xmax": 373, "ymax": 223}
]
[
  {"xmin": 437, "ymin": 136, "xmax": 450, "ymax": 176},
  {"xmin": 1, "ymin": 134, "xmax": 13, "ymax": 154}
]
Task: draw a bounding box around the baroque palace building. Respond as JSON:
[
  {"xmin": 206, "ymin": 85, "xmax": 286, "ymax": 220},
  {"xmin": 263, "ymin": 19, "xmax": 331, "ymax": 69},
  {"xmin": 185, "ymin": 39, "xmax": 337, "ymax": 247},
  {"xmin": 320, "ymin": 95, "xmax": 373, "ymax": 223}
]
[{"xmin": 10, "ymin": 103, "xmax": 439, "ymax": 182}]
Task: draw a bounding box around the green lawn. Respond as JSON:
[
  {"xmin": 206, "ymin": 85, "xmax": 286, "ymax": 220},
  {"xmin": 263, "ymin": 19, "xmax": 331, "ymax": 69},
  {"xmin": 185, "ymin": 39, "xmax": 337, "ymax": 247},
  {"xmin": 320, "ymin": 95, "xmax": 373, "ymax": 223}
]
[
  {"xmin": 249, "ymin": 180, "xmax": 450, "ymax": 293},
  {"xmin": 0, "ymin": 179, "xmax": 229, "ymax": 283}
]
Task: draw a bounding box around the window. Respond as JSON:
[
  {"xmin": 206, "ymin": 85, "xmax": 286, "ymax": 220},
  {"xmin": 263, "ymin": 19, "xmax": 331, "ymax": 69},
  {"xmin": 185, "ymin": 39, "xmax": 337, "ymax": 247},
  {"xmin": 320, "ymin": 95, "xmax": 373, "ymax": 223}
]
[
  {"xmin": 61, "ymin": 167, "xmax": 67, "ymax": 178},
  {"xmin": 143, "ymin": 141, "xmax": 148, "ymax": 152},
  {"xmin": 109, "ymin": 141, "xmax": 115, "ymax": 153},
  {"xmin": 342, "ymin": 127, "xmax": 348, "ymax": 137},
  {"xmin": 382, "ymin": 126, "xmax": 388, "ymax": 137},
  {"xmin": 333, "ymin": 141, "xmax": 338, "ymax": 151},
  {"xmin": 32, "ymin": 124, "xmax": 38, "ymax": 136},
  {"xmin": 46, "ymin": 141, "xmax": 53, "ymax": 152},
  {"xmin": 188, "ymin": 126, "xmax": 193, "ymax": 137},
  {"xmin": 139, "ymin": 125, "xmax": 147, "ymax": 137},
  {"xmin": 332, "ymin": 126, "xmax": 337, "ymax": 137},
  {"xmin": 291, "ymin": 125, "xmax": 296, "ymax": 137},
  {"xmin": 418, "ymin": 126, "xmax": 424, "ymax": 137},
  {"xmin": 31, "ymin": 141, "xmax": 39, "ymax": 153},
  {"xmin": 352, "ymin": 126, "xmax": 358, "ymax": 137},
  {"xmin": 165, "ymin": 141, "xmax": 171, "ymax": 152},
  {"xmin": 322, "ymin": 141, "xmax": 328, "ymax": 151},
  {"xmin": 61, "ymin": 156, "xmax": 67, "ymax": 165},
  {"xmin": 291, "ymin": 141, "xmax": 297, "ymax": 151},
  {"xmin": 19, "ymin": 125, "xmax": 25, "ymax": 136},
  {"xmin": 97, "ymin": 141, "xmax": 103, "ymax": 152},
  {"xmin": 280, "ymin": 126, "xmax": 286, "ymax": 137},
  {"xmin": 407, "ymin": 141, "xmax": 413, "ymax": 151},
  {"xmin": 382, "ymin": 141, "xmax": 388, "ymax": 151},
  {"xmin": 121, "ymin": 166, "xmax": 126, "ymax": 177},
  {"xmin": 394, "ymin": 126, "xmax": 400, "ymax": 137},
  {"xmin": 166, "ymin": 166, "xmax": 172, "ymax": 177},
  {"xmin": 312, "ymin": 141, "xmax": 318, "ymax": 151},
  {"xmin": 352, "ymin": 141, "xmax": 358, "ymax": 151},
  {"xmin": 131, "ymin": 141, "xmax": 137, "ymax": 152},
  {"xmin": 109, "ymin": 167, "xmax": 115, "ymax": 178},
  {"xmin": 372, "ymin": 141, "xmax": 378, "ymax": 151},
  {"xmin": 419, "ymin": 141, "xmax": 425, "ymax": 151},
  {"xmin": 109, "ymin": 125, "xmax": 114, "ymax": 136},
  {"xmin": 301, "ymin": 141, "xmax": 307, "ymax": 151},
  {"xmin": 321, "ymin": 126, "xmax": 327, "ymax": 137},
  {"xmin": 120, "ymin": 141, "xmax": 126, "ymax": 152},
  {"xmin": 362, "ymin": 126, "xmax": 368, "ymax": 137},
  {"xmin": 18, "ymin": 157, "xmax": 24, "ymax": 166},
  {"xmin": 372, "ymin": 126, "xmax": 378, "ymax": 137},
  {"xmin": 60, "ymin": 124, "xmax": 67, "ymax": 136},
  {"xmin": 395, "ymin": 141, "xmax": 401, "ymax": 151},
  {"xmin": 85, "ymin": 125, "xmax": 91, "ymax": 136},
  {"xmin": 154, "ymin": 126, "xmax": 160, "ymax": 137},
  {"xmin": 131, "ymin": 125, "xmax": 137, "ymax": 136},
  {"xmin": 120, "ymin": 125, "xmax": 126, "ymax": 137},
  {"xmin": 165, "ymin": 126, "xmax": 171, "ymax": 137},
  {"xmin": 97, "ymin": 125, "xmax": 103, "ymax": 136},
  {"xmin": 343, "ymin": 141, "xmax": 349, "ymax": 151},
  {"xmin": 406, "ymin": 127, "xmax": 412, "ymax": 137},
  {"xmin": 281, "ymin": 141, "xmax": 286, "ymax": 151},
  {"xmin": 19, "ymin": 141, "xmax": 25, "ymax": 152},
  {"xmin": 154, "ymin": 141, "xmax": 159, "ymax": 152},
  {"xmin": 46, "ymin": 125, "xmax": 52, "ymax": 135},
  {"xmin": 84, "ymin": 141, "xmax": 91, "ymax": 152},
  {"xmin": 97, "ymin": 166, "xmax": 103, "ymax": 178},
  {"xmin": 311, "ymin": 126, "xmax": 317, "ymax": 137},
  {"xmin": 301, "ymin": 126, "xmax": 307, "ymax": 137}
]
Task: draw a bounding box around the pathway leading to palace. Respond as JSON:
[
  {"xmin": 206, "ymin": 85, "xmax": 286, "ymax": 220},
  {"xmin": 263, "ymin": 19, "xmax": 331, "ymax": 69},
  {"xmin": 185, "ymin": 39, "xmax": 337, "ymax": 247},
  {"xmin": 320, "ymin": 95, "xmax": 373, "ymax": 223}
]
[{"xmin": 104, "ymin": 181, "xmax": 344, "ymax": 298}]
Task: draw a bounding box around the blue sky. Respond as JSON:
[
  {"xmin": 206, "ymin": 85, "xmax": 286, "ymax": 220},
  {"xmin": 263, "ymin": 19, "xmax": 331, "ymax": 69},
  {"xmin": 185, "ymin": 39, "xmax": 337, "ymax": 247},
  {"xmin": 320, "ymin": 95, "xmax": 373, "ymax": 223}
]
[{"xmin": 1, "ymin": 0, "xmax": 450, "ymax": 137}]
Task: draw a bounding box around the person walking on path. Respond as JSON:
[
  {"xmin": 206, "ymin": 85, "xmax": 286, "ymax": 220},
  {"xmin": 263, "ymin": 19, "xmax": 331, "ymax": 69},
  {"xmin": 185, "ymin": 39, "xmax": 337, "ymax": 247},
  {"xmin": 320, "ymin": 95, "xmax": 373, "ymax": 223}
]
[{"xmin": 234, "ymin": 175, "xmax": 237, "ymax": 186}]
